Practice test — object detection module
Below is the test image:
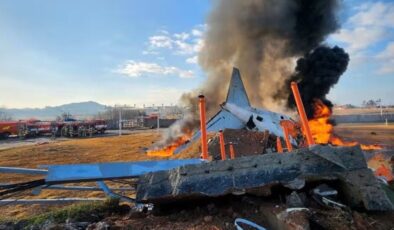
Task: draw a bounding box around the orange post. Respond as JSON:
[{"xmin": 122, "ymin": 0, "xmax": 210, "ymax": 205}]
[
  {"xmin": 276, "ymin": 137, "xmax": 283, "ymax": 153},
  {"xmin": 229, "ymin": 142, "xmax": 235, "ymax": 159},
  {"xmin": 280, "ymin": 123, "xmax": 293, "ymax": 152},
  {"xmin": 219, "ymin": 130, "xmax": 226, "ymax": 160},
  {"xmin": 290, "ymin": 82, "xmax": 315, "ymax": 147},
  {"xmin": 199, "ymin": 95, "xmax": 209, "ymax": 160}
]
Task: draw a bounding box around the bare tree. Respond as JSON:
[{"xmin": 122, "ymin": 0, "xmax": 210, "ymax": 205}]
[
  {"xmin": 56, "ymin": 112, "xmax": 74, "ymax": 121},
  {"xmin": 362, "ymin": 100, "xmax": 377, "ymax": 108},
  {"xmin": 0, "ymin": 108, "xmax": 12, "ymax": 121}
]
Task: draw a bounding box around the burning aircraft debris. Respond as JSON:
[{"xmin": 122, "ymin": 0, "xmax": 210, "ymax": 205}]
[
  {"xmin": 171, "ymin": 68, "xmax": 298, "ymax": 155},
  {"xmin": 308, "ymin": 99, "xmax": 383, "ymax": 151},
  {"xmin": 151, "ymin": 68, "xmax": 382, "ymax": 158}
]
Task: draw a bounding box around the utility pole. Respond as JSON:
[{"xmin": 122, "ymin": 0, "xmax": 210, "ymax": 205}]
[
  {"xmin": 118, "ymin": 107, "xmax": 122, "ymax": 136},
  {"xmin": 377, "ymin": 99, "xmax": 383, "ymax": 117},
  {"xmin": 157, "ymin": 112, "xmax": 160, "ymax": 132},
  {"xmin": 380, "ymin": 99, "xmax": 383, "ymax": 117}
]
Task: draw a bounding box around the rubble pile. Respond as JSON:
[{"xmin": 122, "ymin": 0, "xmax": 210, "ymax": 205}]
[
  {"xmin": 7, "ymin": 196, "xmax": 394, "ymax": 230},
  {"xmin": 207, "ymin": 128, "xmax": 277, "ymax": 160},
  {"xmin": 137, "ymin": 145, "xmax": 393, "ymax": 211},
  {"xmin": 2, "ymin": 144, "xmax": 393, "ymax": 229}
]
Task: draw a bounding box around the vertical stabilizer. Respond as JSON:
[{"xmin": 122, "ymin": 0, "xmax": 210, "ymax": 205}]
[{"xmin": 225, "ymin": 68, "xmax": 251, "ymax": 107}]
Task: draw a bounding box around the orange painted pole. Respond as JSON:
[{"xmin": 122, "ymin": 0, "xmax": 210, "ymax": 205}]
[
  {"xmin": 290, "ymin": 82, "xmax": 315, "ymax": 147},
  {"xmin": 280, "ymin": 124, "xmax": 293, "ymax": 152},
  {"xmin": 229, "ymin": 142, "xmax": 235, "ymax": 159},
  {"xmin": 276, "ymin": 137, "xmax": 283, "ymax": 153},
  {"xmin": 219, "ymin": 130, "xmax": 226, "ymax": 160},
  {"xmin": 199, "ymin": 95, "xmax": 209, "ymax": 160}
]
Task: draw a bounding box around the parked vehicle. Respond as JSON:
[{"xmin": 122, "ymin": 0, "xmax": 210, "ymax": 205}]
[
  {"xmin": 0, "ymin": 121, "xmax": 20, "ymax": 139},
  {"xmin": 0, "ymin": 119, "xmax": 107, "ymax": 139},
  {"xmin": 89, "ymin": 119, "xmax": 107, "ymax": 134}
]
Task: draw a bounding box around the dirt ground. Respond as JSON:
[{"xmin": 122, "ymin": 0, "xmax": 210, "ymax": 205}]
[
  {"xmin": 0, "ymin": 129, "xmax": 139, "ymax": 151},
  {"xmin": 0, "ymin": 130, "xmax": 164, "ymax": 218},
  {"xmin": 334, "ymin": 123, "xmax": 394, "ymax": 148},
  {"xmin": 0, "ymin": 124, "xmax": 393, "ymax": 221},
  {"xmin": 0, "ymin": 136, "xmax": 69, "ymax": 151}
]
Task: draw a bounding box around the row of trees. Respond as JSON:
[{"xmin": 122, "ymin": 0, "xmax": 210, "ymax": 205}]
[{"xmin": 341, "ymin": 99, "xmax": 393, "ymax": 109}]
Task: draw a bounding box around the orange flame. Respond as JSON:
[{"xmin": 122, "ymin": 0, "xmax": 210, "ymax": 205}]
[
  {"xmin": 147, "ymin": 134, "xmax": 191, "ymax": 157},
  {"xmin": 375, "ymin": 164, "xmax": 394, "ymax": 181},
  {"xmin": 308, "ymin": 99, "xmax": 382, "ymax": 151},
  {"xmin": 367, "ymin": 153, "xmax": 393, "ymax": 181}
]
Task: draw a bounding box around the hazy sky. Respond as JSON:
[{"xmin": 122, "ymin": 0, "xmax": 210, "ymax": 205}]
[{"xmin": 0, "ymin": 0, "xmax": 393, "ymax": 108}]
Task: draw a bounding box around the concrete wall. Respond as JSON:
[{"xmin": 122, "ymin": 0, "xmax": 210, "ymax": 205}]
[
  {"xmin": 143, "ymin": 118, "xmax": 177, "ymax": 128},
  {"xmin": 333, "ymin": 113, "xmax": 394, "ymax": 123}
]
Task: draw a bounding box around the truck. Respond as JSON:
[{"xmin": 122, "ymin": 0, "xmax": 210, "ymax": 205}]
[
  {"xmin": 0, "ymin": 121, "xmax": 38, "ymax": 139},
  {"xmin": 0, "ymin": 119, "xmax": 107, "ymax": 139},
  {"xmin": 0, "ymin": 121, "xmax": 20, "ymax": 139},
  {"xmin": 89, "ymin": 119, "xmax": 107, "ymax": 134}
]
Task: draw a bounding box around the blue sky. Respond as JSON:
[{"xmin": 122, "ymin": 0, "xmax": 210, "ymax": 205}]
[{"xmin": 0, "ymin": 0, "xmax": 393, "ymax": 108}]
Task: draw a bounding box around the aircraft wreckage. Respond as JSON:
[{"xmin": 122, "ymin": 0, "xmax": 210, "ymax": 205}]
[{"xmin": 0, "ymin": 68, "xmax": 393, "ymax": 211}]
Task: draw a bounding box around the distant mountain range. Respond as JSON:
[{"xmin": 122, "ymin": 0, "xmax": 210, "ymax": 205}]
[{"xmin": 1, "ymin": 101, "xmax": 108, "ymax": 120}]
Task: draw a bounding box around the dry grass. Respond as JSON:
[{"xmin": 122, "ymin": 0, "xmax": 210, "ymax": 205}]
[
  {"xmin": 0, "ymin": 130, "xmax": 165, "ymax": 218},
  {"xmin": 334, "ymin": 123, "xmax": 394, "ymax": 148},
  {"xmin": 0, "ymin": 131, "xmax": 165, "ymax": 182}
]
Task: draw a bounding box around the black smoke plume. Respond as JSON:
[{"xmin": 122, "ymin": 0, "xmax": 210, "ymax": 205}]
[{"xmin": 283, "ymin": 46, "xmax": 349, "ymax": 118}]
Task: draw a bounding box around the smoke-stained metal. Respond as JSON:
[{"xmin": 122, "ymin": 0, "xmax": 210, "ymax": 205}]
[
  {"xmin": 219, "ymin": 130, "xmax": 226, "ymax": 160},
  {"xmin": 276, "ymin": 137, "xmax": 283, "ymax": 153},
  {"xmin": 291, "ymin": 82, "xmax": 315, "ymax": 146},
  {"xmin": 280, "ymin": 122, "xmax": 293, "ymax": 152},
  {"xmin": 229, "ymin": 142, "xmax": 235, "ymax": 159},
  {"xmin": 199, "ymin": 95, "xmax": 209, "ymax": 160},
  {"xmin": 175, "ymin": 68, "xmax": 296, "ymax": 154},
  {"xmin": 225, "ymin": 68, "xmax": 251, "ymax": 108}
]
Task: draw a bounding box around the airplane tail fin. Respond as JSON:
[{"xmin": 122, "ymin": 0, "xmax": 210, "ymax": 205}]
[{"xmin": 225, "ymin": 68, "xmax": 251, "ymax": 108}]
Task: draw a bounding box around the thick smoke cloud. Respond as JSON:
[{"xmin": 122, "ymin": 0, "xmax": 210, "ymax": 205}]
[
  {"xmin": 197, "ymin": 0, "xmax": 340, "ymax": 113},
  {"xmin": 281, "ymin": 46, "xmax": 349, "ymax": 118},
  {"xmin": 159, "ymin": 0, "xmax": 343, "ymax": 146}
]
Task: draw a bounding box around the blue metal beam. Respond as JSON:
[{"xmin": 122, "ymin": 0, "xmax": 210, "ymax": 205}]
[
  {"xmin": 0, "ymin": 167, "xmax": 48, "ymax": 175},
  {"xmin": 45, "ymin": 158, "xmax": 204, "ymax": 183}
]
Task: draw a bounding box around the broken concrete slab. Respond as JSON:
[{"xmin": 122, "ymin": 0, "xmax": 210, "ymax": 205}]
[{"xmin": 136, "ymin": 145, "xmax": 394, "ymax": 211}]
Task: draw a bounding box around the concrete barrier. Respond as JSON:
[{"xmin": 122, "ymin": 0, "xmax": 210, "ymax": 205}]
[{"xmin": 333, "ymin": 113, "xmax": 394, "ymax": 123}]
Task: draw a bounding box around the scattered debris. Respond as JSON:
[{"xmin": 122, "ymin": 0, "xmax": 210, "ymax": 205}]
[
  {"xmin": 286, "ymin": 191, "xmax": 305, "ymax": 208},
  {"xmin": 137, "ymin": 145, "xmax": 394, "ymax": 211},
  {"xmin": 311, "ymin": 184, "xmax": 340, "ymax": 208},
  {"xmin": 234, "ymin": 218, "xmax": 267, "ymax": 230},
  {"xmin": 207, "ymin": 129, "xmax": 277, "ymax": 160}
]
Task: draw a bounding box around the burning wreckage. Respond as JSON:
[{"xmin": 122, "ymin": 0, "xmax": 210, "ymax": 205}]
[
  {"xmin": 0, "ymin": 68, "xmax": 393, "ymax": 217},
  {"xmin": 140, "ymin": 68, "xmax": 393, "ymax": 212}
]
